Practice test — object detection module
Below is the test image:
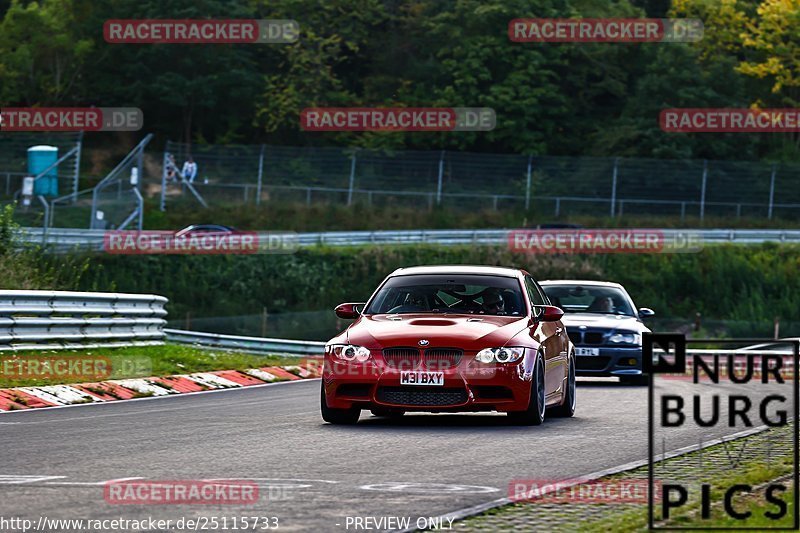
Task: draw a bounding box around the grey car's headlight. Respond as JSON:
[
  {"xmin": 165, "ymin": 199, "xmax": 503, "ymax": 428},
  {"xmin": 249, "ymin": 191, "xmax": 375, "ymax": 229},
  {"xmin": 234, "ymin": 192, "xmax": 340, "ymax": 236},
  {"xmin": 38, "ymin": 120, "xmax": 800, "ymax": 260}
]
[
  {"xmin": 326, "ymin": 344, "xmax": 371, "ymax": 362},
  {"xmin": 608, "ymin": 332, "xmax": 641, "ymax": 345},
  {"xmin": 476, "ymin": 347, "xmax": 525, "ymax": 363}
]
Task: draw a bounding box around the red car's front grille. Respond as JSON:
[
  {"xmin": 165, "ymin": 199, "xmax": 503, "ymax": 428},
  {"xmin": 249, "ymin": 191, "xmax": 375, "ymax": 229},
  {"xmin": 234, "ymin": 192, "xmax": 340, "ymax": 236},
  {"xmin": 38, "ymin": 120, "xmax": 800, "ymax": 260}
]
[
  {"xmin": 382, "ymin": 347, "xmax": 420, "ymax": 370},
  {"xmin": 377, "ymin": 386, "xmax": 468, "ymax": 406},
  {"xmin": 422, "ymin": 348, "xmax": 463, "ymax": 370}
]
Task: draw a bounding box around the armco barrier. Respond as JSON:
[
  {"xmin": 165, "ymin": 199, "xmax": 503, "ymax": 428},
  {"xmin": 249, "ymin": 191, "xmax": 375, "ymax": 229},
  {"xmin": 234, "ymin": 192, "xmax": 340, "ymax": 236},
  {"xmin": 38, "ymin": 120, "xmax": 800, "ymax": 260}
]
[
  {"xmin": 0, "ymin": 290, "xmax": 167, "ymax": 351},
  {"xmin": 15, "ymin": 227, "xmax": 800, "ymax": 253},
  {"xmin": 165, "ymin": 329, "xmax": 325, "ymax": 356}
]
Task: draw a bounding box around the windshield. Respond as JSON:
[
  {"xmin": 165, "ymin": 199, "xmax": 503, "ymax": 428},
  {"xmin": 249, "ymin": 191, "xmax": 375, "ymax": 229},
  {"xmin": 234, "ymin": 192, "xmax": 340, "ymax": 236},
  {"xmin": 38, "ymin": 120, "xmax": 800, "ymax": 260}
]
[
  {"xmin": 541, "ymin": 284, "xmax": 635, "ymax": 317},
  {"xmin": 364, "ymin": 274, "xmax": 525, "ymax": 316}
]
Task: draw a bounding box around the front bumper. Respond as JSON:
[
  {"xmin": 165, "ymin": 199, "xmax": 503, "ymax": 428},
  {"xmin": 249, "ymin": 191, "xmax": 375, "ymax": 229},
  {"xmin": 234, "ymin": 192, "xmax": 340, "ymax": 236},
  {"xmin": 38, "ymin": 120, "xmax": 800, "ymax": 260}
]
[
  {"xmin": 322, "ymin": 356, "xmax": 533, "ymax": 412},
  {"xmin": 574, "ymin": 346, "xmax": 643, "ymax": 377}
]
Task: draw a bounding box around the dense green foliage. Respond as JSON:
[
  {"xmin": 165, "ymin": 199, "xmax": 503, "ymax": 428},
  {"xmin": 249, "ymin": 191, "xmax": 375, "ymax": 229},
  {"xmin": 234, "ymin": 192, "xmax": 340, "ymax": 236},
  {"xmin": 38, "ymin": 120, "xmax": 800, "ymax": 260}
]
[
  {"xmin": 1, "ymin": 0, "xmax": 797, "ymax": 161},
  {"xmin": 0, "ymin": 204, "xmax": 89, "ymax": 289},
  {"xmin": 69, "ymin": 243, "xmax": 800, "ymax": 330}
]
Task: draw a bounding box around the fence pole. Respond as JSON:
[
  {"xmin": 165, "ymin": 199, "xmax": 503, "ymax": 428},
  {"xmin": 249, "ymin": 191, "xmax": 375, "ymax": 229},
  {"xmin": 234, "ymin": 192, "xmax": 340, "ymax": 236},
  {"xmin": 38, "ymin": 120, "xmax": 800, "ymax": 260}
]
[
  {"xmin": 700, "ymin": 159, "xmax": 708, "ymax": 221},
  {"xmin": 436, "ymin": 150, "xmax": 445, "ymax": 206},
  {"xmin": 136, "ymin": 139, "xmax": 144, "ymax": 193},
  {"xmin": 73, "ymin": 132, "xmax": 83, "ymax": 202},
  {"xmin": 768, "ymin": 163, "xmax": 777, "ymax": 219},
  {"xmin": 256, "ymin": 144, "xmax": 265, "ymax": 206},
  {"xmin": 610, "ymin": 157, "xmax": 619, "ymax": 217},
  {"xmin": 525, "ymin": 155, "xmax": 532, "ymax": 210},
  {"xmin": 347, "ymin": 152, "xmax": 357, "ymax": 206},
  {"xmin": 160, "ymin": 151, "xmax": 168, "ymax": 212}
]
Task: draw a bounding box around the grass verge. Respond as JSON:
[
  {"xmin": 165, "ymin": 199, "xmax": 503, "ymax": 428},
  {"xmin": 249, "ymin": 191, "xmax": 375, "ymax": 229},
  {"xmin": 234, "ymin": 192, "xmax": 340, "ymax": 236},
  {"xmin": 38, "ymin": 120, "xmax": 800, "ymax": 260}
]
[
  {"xmin": 453, "ymin": 424, "xmax": 796, "ymax": 532},
  {"xmin": 0, "ymin": 343, "xmax": 307, "ymax": 388}
]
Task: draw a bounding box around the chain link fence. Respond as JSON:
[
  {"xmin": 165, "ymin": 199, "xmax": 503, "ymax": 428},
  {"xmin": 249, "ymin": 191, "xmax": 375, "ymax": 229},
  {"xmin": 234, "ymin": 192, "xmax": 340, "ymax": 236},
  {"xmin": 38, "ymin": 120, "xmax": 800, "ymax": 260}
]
[{"xmin": 162, "ymin": 141, "xmax": 800, "ymax": 220}]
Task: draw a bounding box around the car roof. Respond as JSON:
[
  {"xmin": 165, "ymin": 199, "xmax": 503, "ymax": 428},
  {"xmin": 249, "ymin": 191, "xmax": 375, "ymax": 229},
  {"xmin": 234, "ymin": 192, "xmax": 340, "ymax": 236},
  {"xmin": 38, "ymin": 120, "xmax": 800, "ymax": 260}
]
[
  {"xmin": 539, "ymin": 279, "xmax": 624, "ymax": 288},
  {"xmin": 389, "ymin": 265, "xmax": 523, "ymax": 278}
]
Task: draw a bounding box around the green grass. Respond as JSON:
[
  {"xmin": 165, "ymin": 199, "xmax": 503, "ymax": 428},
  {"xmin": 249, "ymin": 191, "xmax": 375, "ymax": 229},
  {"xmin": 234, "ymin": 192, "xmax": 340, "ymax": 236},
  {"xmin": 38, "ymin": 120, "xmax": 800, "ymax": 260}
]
[{"xmin": 0, "ymin": 343, "xmax": 306, "ymax": 388}]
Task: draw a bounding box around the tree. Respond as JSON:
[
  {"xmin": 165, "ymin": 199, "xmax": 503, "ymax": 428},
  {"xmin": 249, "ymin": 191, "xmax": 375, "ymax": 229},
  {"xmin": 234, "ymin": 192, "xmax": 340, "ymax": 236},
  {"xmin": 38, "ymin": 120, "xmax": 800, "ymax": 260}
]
[{"xmin": 0, "ymin": 0, "xmax": 94, "ymax": 105}]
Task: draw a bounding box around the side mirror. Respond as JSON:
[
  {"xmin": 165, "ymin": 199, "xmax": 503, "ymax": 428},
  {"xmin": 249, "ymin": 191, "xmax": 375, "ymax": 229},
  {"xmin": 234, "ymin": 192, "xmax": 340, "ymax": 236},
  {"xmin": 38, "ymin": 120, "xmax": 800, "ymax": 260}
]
[
  {"xmin": 334, "ymin": 302, "xmax": 365, "ymax": 319},
  {"xmin": 536, "ymin": 305, "xmax": 564, "ymax": 322},
  {"xmin": 638, "ymin": 307, "xmax": 655, "ymax": 318}
]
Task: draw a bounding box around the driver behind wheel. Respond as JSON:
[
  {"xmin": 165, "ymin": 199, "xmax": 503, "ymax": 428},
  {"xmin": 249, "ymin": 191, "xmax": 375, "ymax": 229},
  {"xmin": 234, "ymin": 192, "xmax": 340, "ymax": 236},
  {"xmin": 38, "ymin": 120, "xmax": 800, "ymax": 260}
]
[{"xmin": 481, "ymin": 290, "xmax": 505, "ymax": 315}]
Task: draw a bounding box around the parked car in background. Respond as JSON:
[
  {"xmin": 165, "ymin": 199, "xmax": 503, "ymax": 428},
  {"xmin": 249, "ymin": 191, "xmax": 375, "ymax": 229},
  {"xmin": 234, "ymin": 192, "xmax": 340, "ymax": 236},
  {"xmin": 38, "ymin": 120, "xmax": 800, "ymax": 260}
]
[
  {"xmin": 174, "ymin": 224, "xmax": 236, "ymax": 237},
  {"xmin": 539, "ymin": 280, "xmax": 654, "ymax": 385}
]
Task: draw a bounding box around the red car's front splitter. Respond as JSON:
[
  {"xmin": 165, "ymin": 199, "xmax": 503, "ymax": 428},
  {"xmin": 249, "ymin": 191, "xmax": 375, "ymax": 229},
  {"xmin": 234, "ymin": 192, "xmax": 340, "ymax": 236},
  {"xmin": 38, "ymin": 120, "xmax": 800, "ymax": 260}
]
[{"xmin": 323, "ymin": 359, "xmax": 532, "ymax": 412}]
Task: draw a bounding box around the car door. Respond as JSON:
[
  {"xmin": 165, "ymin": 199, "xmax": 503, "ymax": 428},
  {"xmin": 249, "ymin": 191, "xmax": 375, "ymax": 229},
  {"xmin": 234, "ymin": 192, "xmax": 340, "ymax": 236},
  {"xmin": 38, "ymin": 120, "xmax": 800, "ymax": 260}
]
[{"xmin": 524, "ymin": 276, "xmax": 568, "ymax": 401}]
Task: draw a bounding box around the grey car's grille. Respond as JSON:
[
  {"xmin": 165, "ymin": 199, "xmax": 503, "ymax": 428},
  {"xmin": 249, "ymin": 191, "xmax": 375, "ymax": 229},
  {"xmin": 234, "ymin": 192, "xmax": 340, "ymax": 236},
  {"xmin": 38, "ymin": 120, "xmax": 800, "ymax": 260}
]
[{"xmin": 569, "ymin": 330, "xmax": 606, "ymax": 346}]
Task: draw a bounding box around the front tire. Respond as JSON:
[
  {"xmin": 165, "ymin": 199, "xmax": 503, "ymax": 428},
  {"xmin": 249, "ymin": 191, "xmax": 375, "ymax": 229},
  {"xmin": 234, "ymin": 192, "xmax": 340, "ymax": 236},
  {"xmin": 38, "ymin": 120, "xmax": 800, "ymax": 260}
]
[
  {"xmin": 508, "ymin": 355, "xmax": 546, "ymax": 426},
  {"xmin": 550, "ymin": 355, "xmax": 576, "ymax": 418},
  {"xmin": 320, "ymin": 382, "xmax": 360, "ymax": 424}
]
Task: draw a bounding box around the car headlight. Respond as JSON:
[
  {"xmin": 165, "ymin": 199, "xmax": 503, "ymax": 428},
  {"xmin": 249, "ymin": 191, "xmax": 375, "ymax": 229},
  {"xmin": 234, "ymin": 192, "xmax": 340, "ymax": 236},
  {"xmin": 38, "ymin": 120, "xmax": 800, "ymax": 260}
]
[
  {"xmin": 476, "ymin": 347, "xmax": 525, "ymax": 363},
  {"xmin": 327, "ymin": 344, "xmax": 372, "ymax": 362},
  {"xmin": 608, "ymin": 332, "xmax": 641, "ymax": 345}
]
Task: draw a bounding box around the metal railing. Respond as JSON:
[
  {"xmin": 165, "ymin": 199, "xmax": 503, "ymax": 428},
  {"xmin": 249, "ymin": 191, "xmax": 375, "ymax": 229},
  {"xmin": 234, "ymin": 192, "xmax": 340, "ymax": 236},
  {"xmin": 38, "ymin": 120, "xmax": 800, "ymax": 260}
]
[
  {"xmin": 90, "ymin": 134, "xmax": 153, "ymax": 230},
  {"xmin": 165, "ymin": 329, "xmax": 324, "ymax": 356},
  {"xmin": 161, "ymin": 142, "xmax": 800, "ymax": 221},
  {"xmin": 0, "ymin": 290, "xmax": 168, "ymax": 351},
  {"xmin": 14, "ymin": 227, "xmax": 800, "ymax": 253}
]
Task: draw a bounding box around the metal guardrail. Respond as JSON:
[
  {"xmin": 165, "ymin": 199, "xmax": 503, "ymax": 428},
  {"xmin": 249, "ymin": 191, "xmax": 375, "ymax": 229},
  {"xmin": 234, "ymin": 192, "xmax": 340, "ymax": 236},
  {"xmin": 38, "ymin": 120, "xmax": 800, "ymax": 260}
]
[
  {"xmin": 13, "ymin": 227, "xmax": 800, "ymax": 252},
  {"xmin": 165, "ymin": 328, "xmax": 325, "ymax": 356},
  {"xmin": 0, "ymin": 290, "xmax": 168, "ymax": 351}
]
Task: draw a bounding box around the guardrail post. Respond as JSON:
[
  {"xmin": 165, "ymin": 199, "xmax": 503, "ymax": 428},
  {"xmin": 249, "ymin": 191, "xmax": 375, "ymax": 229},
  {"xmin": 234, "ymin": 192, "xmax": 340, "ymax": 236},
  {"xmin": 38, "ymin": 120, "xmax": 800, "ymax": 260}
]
[
  {"xmin": 347, "ymin": 152, "xmax": 357, "ymax": 206},
  {"xmin": 700, "ymin": 159, "xmax": 708, "ymax": 221},
  {"xmin": 436, "ymin": 150, "xmax": 445, "ymax": 206},
  {"xmin": 525, "ymin": 155, "xmax": 532, "ymax": 211},
  {"xmin": 610, "ymin": 157, "xmax": 619, "ymax": 217},
  {"xmin": 768, "ymin": 163, "xmax": 777, "ymax": 219},
  {"xmin": 256, "ymin": 144, "xmax": 265, "ymax": 206}
]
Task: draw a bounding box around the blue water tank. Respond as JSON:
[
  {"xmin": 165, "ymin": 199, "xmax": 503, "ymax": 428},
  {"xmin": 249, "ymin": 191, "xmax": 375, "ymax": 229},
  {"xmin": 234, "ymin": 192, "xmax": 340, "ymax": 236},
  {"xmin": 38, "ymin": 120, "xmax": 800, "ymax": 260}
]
[{"xmin": 28, "ymin": 145, "xmax": 59, "ymax": 196}]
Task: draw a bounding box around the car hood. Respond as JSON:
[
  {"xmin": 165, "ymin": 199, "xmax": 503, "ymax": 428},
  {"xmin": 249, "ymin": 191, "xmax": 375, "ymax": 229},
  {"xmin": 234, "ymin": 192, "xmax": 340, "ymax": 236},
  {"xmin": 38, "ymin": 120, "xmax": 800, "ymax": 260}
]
[
  {"xmin": 560, "ymin": 313, "xmax": 649, "ymax": 332},
  {"xmin": 338, "ymin": 314, "xmax": 529, "ymax": 350}
]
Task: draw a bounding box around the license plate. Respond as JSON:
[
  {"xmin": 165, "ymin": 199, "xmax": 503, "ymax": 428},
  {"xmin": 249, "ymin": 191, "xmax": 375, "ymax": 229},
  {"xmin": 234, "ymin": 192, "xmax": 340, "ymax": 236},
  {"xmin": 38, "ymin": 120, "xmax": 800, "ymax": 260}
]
[
  {"xmin": 400, "ymin": 371, "xmax": 444, "ymax": 386},
  {"xmin": 576, "ymin": 347, "xmax": 600, "ymax": 356}
]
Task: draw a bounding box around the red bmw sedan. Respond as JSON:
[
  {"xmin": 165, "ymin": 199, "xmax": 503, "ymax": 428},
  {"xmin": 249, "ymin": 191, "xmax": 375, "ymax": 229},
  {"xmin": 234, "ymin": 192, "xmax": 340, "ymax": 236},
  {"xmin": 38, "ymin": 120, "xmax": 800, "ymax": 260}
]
[{"xmin": 321, "ymin": 265, "xmax": 576, "ymax": 425}]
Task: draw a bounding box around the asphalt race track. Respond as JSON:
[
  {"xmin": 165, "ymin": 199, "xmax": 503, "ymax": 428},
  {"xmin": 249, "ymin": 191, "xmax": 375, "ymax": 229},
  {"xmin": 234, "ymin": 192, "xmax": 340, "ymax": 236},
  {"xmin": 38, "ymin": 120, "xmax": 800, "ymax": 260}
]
[{"xmin": 0, "ymin": 377, "xmax": 792, "ymax": 532}]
